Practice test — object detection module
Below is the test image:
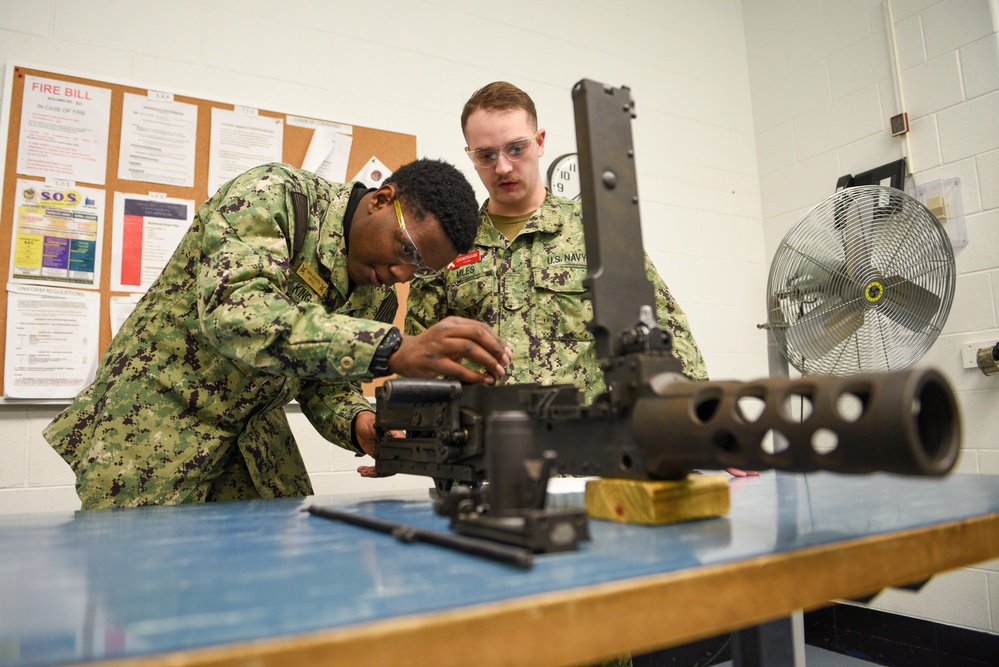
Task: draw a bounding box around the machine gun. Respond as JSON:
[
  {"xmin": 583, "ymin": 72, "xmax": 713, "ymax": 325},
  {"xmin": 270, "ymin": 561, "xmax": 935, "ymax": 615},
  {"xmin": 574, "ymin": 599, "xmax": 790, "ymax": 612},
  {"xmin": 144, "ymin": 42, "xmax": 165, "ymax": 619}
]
[{"xmin": 372, "ymin": 80, "xmax": 961, "ymax": 555}]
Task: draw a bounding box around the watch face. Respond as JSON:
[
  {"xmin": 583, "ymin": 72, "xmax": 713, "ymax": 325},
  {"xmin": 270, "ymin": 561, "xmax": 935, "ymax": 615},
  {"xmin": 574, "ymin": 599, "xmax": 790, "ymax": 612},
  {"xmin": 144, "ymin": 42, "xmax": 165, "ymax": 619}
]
[{"xmin": 547, "ymin": 153, "xmax": 580, "ymax": 201}]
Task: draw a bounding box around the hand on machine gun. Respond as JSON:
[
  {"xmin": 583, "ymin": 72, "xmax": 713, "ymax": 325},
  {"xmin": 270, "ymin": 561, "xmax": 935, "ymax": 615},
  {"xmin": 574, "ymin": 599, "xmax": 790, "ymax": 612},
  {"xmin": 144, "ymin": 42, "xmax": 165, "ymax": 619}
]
[
  {"xmin": 387, "ymin": 315, "xmax": 512, "ymax": 385},
  {"xmin": 356, "ymin": 316, "xmax": 513, "ymax": 478}
]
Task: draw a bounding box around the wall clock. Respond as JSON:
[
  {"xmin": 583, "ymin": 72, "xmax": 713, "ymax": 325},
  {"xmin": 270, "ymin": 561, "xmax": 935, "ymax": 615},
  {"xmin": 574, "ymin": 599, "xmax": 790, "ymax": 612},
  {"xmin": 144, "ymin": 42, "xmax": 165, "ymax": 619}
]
[{"xmin": 546, "ymin": 153, "xmax": 580, "ymax": 201}]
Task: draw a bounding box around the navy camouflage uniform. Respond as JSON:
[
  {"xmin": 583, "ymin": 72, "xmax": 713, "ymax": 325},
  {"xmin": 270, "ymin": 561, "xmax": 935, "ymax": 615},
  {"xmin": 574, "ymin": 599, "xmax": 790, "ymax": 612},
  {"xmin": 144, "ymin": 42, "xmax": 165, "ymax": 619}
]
[
  {"xmin": 45, "ymin": 164, "xmax": 396, "ymax": 509},
  {"xmin": 406, "ymin": 192, "xmax": 708, "ymax": 403}
]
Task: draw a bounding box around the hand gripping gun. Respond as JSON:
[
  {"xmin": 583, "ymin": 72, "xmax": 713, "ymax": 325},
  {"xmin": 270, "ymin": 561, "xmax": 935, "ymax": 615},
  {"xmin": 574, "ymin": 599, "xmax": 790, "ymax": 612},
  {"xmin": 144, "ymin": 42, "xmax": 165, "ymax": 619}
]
[{"xmin": 372, "ymin": 80, "xmax": 961, "ymax": 555}]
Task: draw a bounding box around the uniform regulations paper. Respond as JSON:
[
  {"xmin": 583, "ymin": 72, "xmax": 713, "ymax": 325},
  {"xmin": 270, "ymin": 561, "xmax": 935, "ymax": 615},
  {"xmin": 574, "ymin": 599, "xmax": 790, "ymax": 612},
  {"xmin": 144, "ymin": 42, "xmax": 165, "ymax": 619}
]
[{"xmin": 4, "ymin": 284, "xmax": 100, "ymax": 399}]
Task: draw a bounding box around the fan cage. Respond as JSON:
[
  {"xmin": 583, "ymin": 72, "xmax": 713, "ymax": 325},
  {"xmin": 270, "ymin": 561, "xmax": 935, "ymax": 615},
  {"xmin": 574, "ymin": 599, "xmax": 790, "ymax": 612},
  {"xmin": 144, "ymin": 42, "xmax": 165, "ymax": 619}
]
[{"xmin": 767, "ymin": 186, "xmax": 955, "ymax": 376}]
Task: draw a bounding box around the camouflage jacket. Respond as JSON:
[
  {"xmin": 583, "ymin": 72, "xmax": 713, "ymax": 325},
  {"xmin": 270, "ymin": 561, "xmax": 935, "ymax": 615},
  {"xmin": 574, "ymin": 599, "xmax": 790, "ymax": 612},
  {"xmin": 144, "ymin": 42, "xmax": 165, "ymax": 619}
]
[
  {"xmin": 44, "ymin": 164, "xmax": 397, "ymax": 509},
  {"xmin": 406, "ymin": 193, "xmax": 708, "ymax": 403}
]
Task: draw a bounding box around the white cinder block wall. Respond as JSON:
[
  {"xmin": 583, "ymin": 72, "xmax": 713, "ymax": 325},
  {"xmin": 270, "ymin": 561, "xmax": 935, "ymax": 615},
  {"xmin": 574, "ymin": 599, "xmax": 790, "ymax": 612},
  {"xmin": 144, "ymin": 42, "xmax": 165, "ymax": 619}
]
[
  {"xmin": 744, "ymin": 0, "xmax": 999, "ymax": 635},
  {"xmin": 0, "ymin": 0, "xmax": 994, "ymax": 636}
]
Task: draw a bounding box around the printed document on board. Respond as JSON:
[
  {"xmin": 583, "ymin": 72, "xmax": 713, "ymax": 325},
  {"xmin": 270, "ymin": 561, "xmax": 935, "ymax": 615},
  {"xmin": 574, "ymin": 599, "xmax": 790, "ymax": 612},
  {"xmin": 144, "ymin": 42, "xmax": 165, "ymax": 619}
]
[{"xmin": 4, "ymin": 284, "xmax": 100, "ymax": 399}]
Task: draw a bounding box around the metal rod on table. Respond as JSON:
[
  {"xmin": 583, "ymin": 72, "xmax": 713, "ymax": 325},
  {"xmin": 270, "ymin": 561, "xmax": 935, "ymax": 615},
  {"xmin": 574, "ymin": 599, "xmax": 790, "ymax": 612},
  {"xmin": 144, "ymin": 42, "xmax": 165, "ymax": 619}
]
[{"xmin": 306, "ymin": 505, "xmax": 535, "ymax": 569}]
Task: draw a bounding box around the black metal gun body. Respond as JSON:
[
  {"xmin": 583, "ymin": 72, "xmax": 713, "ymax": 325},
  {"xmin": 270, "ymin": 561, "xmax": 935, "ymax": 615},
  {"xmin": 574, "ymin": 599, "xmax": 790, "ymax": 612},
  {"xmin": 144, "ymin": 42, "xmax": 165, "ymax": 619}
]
[{"xmin": 373, "ymin": 80, "xmax": 961, "ymax": 554}]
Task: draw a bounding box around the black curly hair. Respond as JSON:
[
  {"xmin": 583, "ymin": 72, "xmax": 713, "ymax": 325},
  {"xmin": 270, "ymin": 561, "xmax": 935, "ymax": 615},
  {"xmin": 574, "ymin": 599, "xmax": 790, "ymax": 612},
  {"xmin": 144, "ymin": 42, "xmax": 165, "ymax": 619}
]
[{"xmin": 384, "ymin": 158, "xmax": 479, "ymax": 252}]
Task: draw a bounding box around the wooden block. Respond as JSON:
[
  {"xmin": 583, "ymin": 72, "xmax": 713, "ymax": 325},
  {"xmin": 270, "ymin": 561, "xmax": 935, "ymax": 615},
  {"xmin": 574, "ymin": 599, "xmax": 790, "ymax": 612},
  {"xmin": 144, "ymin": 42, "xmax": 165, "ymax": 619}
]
[{"xmin": 585, "ymin": 475, "xmax": 730, "ymax": 525}]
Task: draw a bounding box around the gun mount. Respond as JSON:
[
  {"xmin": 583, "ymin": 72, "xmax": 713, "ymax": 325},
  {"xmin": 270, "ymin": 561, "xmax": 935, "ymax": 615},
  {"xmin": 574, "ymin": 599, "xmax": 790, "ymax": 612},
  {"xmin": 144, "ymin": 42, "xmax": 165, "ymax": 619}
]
[{"xmin": 373, "ymin": 80, "xmax": 961, "ymax": 555}]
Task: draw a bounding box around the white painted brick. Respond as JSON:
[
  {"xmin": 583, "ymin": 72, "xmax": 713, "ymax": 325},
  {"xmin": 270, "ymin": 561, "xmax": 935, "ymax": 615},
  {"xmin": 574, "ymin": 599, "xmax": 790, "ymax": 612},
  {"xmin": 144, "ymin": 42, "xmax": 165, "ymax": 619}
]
[
  {"xmin": 938, "ymin": 91, "xmax": 999, "ymax": 162},
  {"xmin": 955, "ymin": 389, "xmax": 999, "ymax": 451},
  {"xmin": 0, "ymin": 487, "xmax": 80, "ymax": 515},
  {"xmin": 55, "ymin": 0, "xmax": 202, "ymax": 63},
  {"xmin": 308, "ymin": 470, "xmax": 431, "ymax": 499},
  {"xmin": 902, "ymin": 50, "xmax": 965, "ymax": 116},
  {"xmin": 687, "ymin": 123, "xmax": 759, "ymax": 176},
  {"xmin": 954, "ymin": 207, "xmax": 999, "ymax": 273},
  {"xmin": 0, "ymin": 441, "xmax": 27, "ymax": 489},
  {"xmin": 892, "ymin": 12, "xmax": 928, "ymax": 71},
  {"xmin": 763, "ymin": 210, "xmax": 807, "ymax": 264},
  {"xmin": 752, "ymin": 61, "xmax": 831, "ymax": 131},
  {"xmin": 977, "ymin": 150, "xmax": 999, "ymax": 209},
  {"xmin": 945, "ymin": 272, "xmax": 996, "ymax": 332},
  {"xmin": 287, "ymin": 410, "xmax": 333, "ymax": 474},
  {"xmin": 667, "ymin": 72, "xmax": 756, "ymax": 133},
  {"xmin": 828, "ymin": 32, "xmax": 894, "ymax": 99},
  {"xmin": 994, "ymin": 270, "xmax": 999, "ymax": 324},
  {"xmin": 26, "ymin": 437, "xmax": 75, "ymax": 487},
  {"xmin": 783, "ymin": 0, "xmax": 872, "ymax": 70},
  {"xmin": 647, "ymin": 252, "xmax": 713, "ymax": 306},
  {"xmin": 743, "ymin": 0, "xmax": 823, "ymax": 48},
  {"xmin": 640, "ymin": 202, "xmax": 701, "ymax": 256},
  {"xmin": 889, "ymin": 0, "xmax": 946, "ymax": 22},
  {"xmin": 837, "ymin": 131, "xmax": 906, "ymax": 178},
  {"xmin": 1, "ymin": 32, "xmax": 133, "ymax": 84},
  {"xmin": 688, "ymin": 304, "xmax": 769, "ymax": 356},
  {"xmin": 921, "ymin": 0, "xmax": 997, "ymax": 60},
  {"xmin": 982, "ymin": 450, "xmax": 999, "ymax": 473},
  {"xmin": 961, "ymin": 33, "xmax": 999, "ymax": 99},
  {"xmin": 871, "ymin": 567, "xmax": 992, "ymax": 631},
  {"xmin": 698, "ymin": 211, "xmax": 768, "ymax": 264},
  {"xmin": 906, "ymin": 115, "xmax": 943, "ymax": 172},
  {"xmin": 793, "ymin": 86, "xmax": 884, "ymax": 161},
  {"xmin": 747, "ymin": 38, "xmax": 787, "ymax": 91},
  {"xmin": 951, "ymin": 449, "xmax": 978, "ymax": 473},
  {"xmin": 706, "ymin": 352, "xmax": 771, "ymax": 381},
  {"xmin": 0, "ymin": 0, "xmax": 52, "ymax": 35},
  {"xmin": 760, "ymin": 152, "xmax": 842, "ymax": 219},
  {"xmin": 202, "ymin": 7, "xmax": 331, "ymax": 87}
]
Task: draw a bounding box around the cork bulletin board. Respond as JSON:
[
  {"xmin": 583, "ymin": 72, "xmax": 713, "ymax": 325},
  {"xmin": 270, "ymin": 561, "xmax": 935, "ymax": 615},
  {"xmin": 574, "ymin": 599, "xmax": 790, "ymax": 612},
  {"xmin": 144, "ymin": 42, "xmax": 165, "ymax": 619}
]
[{"xmin": 0, "ymin": 63, "xmax": 416, "ymax": 399}]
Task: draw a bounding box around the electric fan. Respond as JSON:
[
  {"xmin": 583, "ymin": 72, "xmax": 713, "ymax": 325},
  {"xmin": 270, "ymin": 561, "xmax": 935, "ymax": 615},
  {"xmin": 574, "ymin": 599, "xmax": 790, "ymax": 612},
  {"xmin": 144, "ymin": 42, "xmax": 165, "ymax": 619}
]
[{"xmin": 767, "ymin": 185, "xmax": 956, "ymax": 376}]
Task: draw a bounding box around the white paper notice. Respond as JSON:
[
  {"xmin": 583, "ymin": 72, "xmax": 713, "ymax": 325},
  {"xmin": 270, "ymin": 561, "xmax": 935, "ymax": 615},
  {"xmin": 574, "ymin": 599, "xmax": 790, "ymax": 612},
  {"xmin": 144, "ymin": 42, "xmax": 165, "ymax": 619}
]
[
  {"xmin": 352, "ymin": 156, "xmax": 392, "ymax": 188},
  {"xmin": 208, "ymin": 108, "xmax": 284, "ymax": 194},
  {"xmin": 111, "ymin": 193, "xmax": 193, "ymax": 292},
  {"xmin": 16, "ymin": 75, "xmax": 112, "ymax": 185},
  {"xmin": 300, "ymin": 125, "xmax": 353, "ymax": 181},
  {"xmin": 4, "ymin": 283, "xmax": 100, "ymax": 399},
  {"xmin": 110, "ymin": 293, "xmax": 143, "ymax": 337},
  {"xmin": 10, "ymin": 179, "xmax": 104, "ymax": 289},
  {"xmin": 118, "ymin": 93, "xmax": 197, "ymax": 187}
]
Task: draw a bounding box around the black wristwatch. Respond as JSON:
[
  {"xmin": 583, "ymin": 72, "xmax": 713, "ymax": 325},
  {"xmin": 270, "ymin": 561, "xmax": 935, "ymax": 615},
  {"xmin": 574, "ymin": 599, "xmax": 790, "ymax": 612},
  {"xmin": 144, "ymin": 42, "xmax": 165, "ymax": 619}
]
[{"xmin": 369, "ymin": 327, "xmax": 403, "ymax": 377}]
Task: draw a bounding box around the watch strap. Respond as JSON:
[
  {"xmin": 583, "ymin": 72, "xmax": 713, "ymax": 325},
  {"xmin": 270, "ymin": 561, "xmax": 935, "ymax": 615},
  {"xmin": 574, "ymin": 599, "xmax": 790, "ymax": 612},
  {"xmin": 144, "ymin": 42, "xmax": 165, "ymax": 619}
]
[{"xmin": 369, "ymin": 327, "xmax": 403, "ymax": 377}]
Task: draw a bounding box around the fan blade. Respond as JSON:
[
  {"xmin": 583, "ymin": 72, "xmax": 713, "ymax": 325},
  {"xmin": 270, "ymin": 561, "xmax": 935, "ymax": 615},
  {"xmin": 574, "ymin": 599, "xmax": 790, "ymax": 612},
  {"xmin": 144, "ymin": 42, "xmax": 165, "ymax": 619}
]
[
  {"xmin": 785, "ymin": 295, "xmax": 865, "ymax": 360},
  {"xmin": 840, "ymin": 201, "xmax": 871, "ymax": 283},
  {"xmin": 881, "ymin": 276, "xmax": 941, "ymax": 332}
]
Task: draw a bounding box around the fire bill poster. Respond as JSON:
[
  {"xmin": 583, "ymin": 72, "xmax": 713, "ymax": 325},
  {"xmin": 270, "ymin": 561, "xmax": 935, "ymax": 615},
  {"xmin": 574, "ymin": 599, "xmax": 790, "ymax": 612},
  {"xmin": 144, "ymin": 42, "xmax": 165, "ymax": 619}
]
[{"xmin": 9, "ymin": 179, "xmax": 104, "ymax": 290}]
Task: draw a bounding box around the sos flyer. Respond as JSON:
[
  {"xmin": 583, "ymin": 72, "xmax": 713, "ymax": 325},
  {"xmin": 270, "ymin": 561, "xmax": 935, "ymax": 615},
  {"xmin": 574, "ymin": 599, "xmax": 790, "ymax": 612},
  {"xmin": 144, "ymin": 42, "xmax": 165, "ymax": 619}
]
[{"xmin": 10, "ymin": 179, "xmax": 104, "ymax": 289}]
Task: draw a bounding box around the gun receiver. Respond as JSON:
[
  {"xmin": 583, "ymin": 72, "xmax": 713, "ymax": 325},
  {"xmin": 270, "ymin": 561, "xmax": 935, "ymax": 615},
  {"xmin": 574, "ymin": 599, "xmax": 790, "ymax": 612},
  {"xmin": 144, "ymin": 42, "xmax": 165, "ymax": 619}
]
[{"xmin": 374, "ymin": 80, "xmax": 961, "ymax": 554}]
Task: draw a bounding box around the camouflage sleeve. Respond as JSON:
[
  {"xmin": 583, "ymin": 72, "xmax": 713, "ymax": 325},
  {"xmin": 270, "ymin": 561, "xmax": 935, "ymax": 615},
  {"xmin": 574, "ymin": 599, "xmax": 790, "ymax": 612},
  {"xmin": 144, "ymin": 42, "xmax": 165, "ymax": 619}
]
[
  {"xmin": 646, "ymin": 254, "xmax": 710, "ymax": 381},
  {"xmin": 403, "ymin": 274, "xmax": 448, "ymax": 336},
  {"xmin": 197, "ymin": 166, "xmax": 391, "ymax": 380},
  {"xmin": 296, "ymin": 381, "xmax": 370, "ymax": 455}
]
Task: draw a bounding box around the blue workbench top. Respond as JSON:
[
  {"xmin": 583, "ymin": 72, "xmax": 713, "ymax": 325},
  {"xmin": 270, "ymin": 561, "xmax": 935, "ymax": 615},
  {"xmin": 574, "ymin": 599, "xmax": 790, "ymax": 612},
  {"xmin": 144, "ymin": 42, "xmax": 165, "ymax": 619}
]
[{"xmin": 2, "ymin": 472, "xmax": 997, "ymax": 666}]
